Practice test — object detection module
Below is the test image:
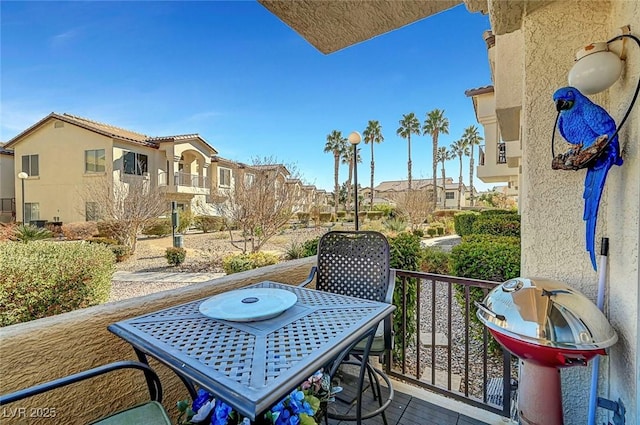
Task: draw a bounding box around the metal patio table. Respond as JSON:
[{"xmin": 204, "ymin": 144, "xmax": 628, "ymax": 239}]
[{"xmin": 108, "ymin": 281, "xmax": 395, "ymax": 422}]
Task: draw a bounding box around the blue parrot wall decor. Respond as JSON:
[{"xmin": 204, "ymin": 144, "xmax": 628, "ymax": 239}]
[{"xmin": 552, "ymin": 86, "xmax": 623, "ymax": 270}]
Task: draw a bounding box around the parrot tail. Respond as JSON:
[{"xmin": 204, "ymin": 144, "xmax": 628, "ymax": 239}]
[{"xmin": 583, "ymin": 161, "xmax": 612, "ymax": 271}]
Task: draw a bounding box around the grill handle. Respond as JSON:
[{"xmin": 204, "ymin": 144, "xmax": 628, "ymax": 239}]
[{"xmin": 474, "ymin": 301, "xmax": 506, "ymax": 321}]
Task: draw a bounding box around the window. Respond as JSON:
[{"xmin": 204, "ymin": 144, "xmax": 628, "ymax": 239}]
[
  {"xmin": 123, "ymin": 151, "xmax": 148, "ymax": 175},
  {"xmin": 24, "ymin": 203, "xmax": 39, "ymax": 223},
  {"xmin": 85, "ymin": 149, "xmax": 106, "ymax": 173},
  {"xmin": 446, "ymin": 192, "xmax": 455, "ymax": 200},
  {"xmin": 22, "ymin": 154, "xmax": 39, "ymax": 176},
  {"xmin": 244, "ymin": 173, "xmax": 255, "ymax": 187},
  {"xmin": 219, "ymin": 168, "xmax": 231, "ymax": 187},
  {"xmin": 85, "ymin": 202, "xmax": 101, "ymax": 221}
]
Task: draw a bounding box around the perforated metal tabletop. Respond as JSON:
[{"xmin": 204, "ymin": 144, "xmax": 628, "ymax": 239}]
[{"xmin": 108, "ymin": 281, "xmax": 395, "ymax": 420}]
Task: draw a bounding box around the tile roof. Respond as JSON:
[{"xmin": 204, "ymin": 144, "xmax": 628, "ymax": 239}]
[
  {"xmin": 4, "ymin": 112, "xmax": 217, "ymax": 153},
  {"xmin": 0, "ymin": 147, "xmax": 14, "ymax": 156},
  {"xmin": 375, "ymin": 178, "xmax": 465, "ymax": 192},
  {"xmin": 464, "ymin": 85, "xmax": 494, "ymax": 97}
]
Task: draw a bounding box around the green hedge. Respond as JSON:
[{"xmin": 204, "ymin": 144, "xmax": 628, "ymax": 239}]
[
  {"xmin": 302, "ymin": 236, "xmax": 320, "ymax": 257},
  {"xmin": 450, "ymin": 235, "xmax": 521, "ymax": 355},
  {"xmin": 472, "ymin": 214, "xmax": 520, "ymax": 237},
  {"xmin": 194, "ymin": 215, "xmax": 225, "ymax": 233},
  {"xmin": 389, "ymin": 232, "xmax": 421, "ymax": 361},
  {"xmin": 0, "ymin": 241, "xmax": 115, "ymax": 326},
  {"xmin": 366, "ymin": 211, "xmax": 383, "ymax": 220},
  {"xmin": 420, "ymin": 247, "xmax": 451, "ymax": 274},
  {"xmin": 222, "ymin": 252, "xmax": 280, "ymax": 274},
  {"xmin": 453, "ymin": 212, "xmax": 479, "ymax": 236},
  {"xmin": 318, "ymin": 212, "xmax": 334, "ymax": 222},
  {"xmin": 142, "ymin": 218, "xmax": 172, "ymax": 237},
  {"xmin": 166, "ymin": 247, "xmax": 187, "ymax": 265}
]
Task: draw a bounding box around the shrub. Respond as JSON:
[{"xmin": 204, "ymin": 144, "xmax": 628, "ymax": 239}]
[
  {"xmin": 472, "ymin": 214, "xmax": 521, "ymax": 237},
  {"xmin": 480, "ymin": 209, "xmax": 518, "ymax": 216},
  {"xmin": 412, "ymin": 228, "xmax": 424, "ymax": 238},
  {"xmin": 296, "ymin": 212, "xmax": 311, "ymax": 225},
  {"xmin": 165, "ymin": 247, "xmax": 187, "ymax": 266},
  {"xmin": 61, "ymin": 222, "xmax": 98, "ymax": 240},
  {"xmin": 453, "ymin": 212, "xmax": 479, "ymax": 236},
  {"xmin": 318, "ymin": 212, "xmax": 333, "ymax": 223},
  {"xmin": 426, "ymin": 227, "xmax": 437, "ymax": 237},
  {"xmin": 0, "ymin": 241, "xmax": 115, "ymax": 326},
  {"xmin": 435, "ymin": 226, "xmax": 445, "ymax": 236},
  {"xmin": 388, "ymin": 232, "xmax": 422, "ymax": 362},
  {"xmin": 194, "ymin": 215, "xmax": 225, "ymax": 233},
  {"xmin": 177, "ymin": 209, "xmax": 194, "ymax": 233},
  {"xmin": 110, "ymin": 245, "xmax": 131, "ymax": 262},
  {"xmin": 450, "ymin": 235, "xmax": 521, "ymax": 355},
  {"xmin": 15, "ymin": 224, "xmax": 52, "ymax": 242},
  {"xmin": 420, "ymin": 247, "xmax": 451, "ymax": 274},
  {"xmin": 142, "ymin": 218, "xmax": 172, "ymax": 237},
  {"xmin": 366, "ymin": 211, "xmax": 383, "ymax": 220},
  {"xmin": 97, "ymin": 220, "xmax": 127, "ymax": 242},
  {"xmin": 383, "ymin": 218, "xmax": 407, "ymax": 233},
  {"xmin": 432, "ymin": 209, "xmax": 461, "ymax": 219},
  {"xmin": 0, "ymin": 223, "xmax": 17, "ymax": 241},
  {"xmin": 284, "ymin": 241, "xmax": 305, "ymax": 260},
  {"xmin": 88, "ymin": 237, "xmax": 118, "ymax": 245},
  {"xmin": 336, "ymin": 211, "xmax": 346, "ymax": 219},
  {"xmin": 222, "ymin": 252, "xmax": 280, "ymax": 274},
  {"xmin": 372, "ymin": 204, "xmax": 395, "ymax": 218},
  {"xmin": 302, "ymin": 236, "xmax": 320, "ymax": 257}
]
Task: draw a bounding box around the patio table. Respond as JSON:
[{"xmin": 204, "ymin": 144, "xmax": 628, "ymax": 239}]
[{"xmin": 108, "ymin": 280, "xmax": 395, "ymax": 422}]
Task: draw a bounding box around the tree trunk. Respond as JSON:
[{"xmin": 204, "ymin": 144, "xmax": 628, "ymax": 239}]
[
  {"xmin": 458, "ymin": 155, "xmax": 463, "ymax": 210},
  {"xmin": 469, "ymin": 145, "xmax": 475, "ymax": 207},
  {"xmin": 370, "ymin": 143, "xmax": 375, "ymax": 211},
  {"xmin": 441, "ymin": 162, "xmax": 446, "ymax": 209},
  {"xmin": 334, "ymin": 154, "xmax": 340, "ymax": 215},
  {"xmin": 407, "ymin": 136, "xmax": 412, "ymax": 191},
  {"xmin": 432, "ymin": 133, "xmax": 438, "ymax": 211},
  {"xmin": 346, "ymin": 159, "xmax": 353, "ymax": 212}
]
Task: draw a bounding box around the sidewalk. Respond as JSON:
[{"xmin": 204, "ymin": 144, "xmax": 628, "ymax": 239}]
[
  {"xmin": 421, "ymin": 234, "xmax": 461, "ymax": 251},
  {"xmin": 112, "ymin": 271, "xmax": 225, "ymax": 283}
]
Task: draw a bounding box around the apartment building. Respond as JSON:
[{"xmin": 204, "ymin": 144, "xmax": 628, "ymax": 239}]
[{"xmin": 370, "ymin": 177, "xmax": 468, "ymax": 209}]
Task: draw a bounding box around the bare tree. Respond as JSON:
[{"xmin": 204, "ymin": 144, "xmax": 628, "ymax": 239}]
[
  {"xmin": 395, "ymin": 189, "xmax": 432, "ymax": 231},
  {"xmin": 81, "ymin": 172, "xmax": 168, "ymax": 253},
  {"xmin": 217, "ymin": 157, "xmax": 307, "ymax": 253}
]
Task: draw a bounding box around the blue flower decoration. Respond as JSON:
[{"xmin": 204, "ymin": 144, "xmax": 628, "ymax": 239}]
[
  {"xmin": 211, "ymin": 399, "xmax": 233, "ymax": 425},
  {"xmin": 193, "ymin": 389, "xmax": 214, "ymax": 413}
]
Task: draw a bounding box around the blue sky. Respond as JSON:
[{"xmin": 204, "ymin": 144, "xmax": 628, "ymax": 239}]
[{"xmin": 1, "ymin": 1, "xmax": 493, "ymax": 192}]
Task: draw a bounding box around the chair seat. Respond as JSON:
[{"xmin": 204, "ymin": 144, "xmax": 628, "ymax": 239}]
[
  {"xmin": 91, "ymin": 401, "xmax": 171, "ymax": 425},
  {"xmin": 353, "ymin": 322, "xmax": 386, "ymax": 353}
]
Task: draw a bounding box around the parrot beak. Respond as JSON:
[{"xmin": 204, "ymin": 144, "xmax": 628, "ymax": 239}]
[{"xmin": 556, "ymin": 99, "xmax": 573, "ymax": 111}]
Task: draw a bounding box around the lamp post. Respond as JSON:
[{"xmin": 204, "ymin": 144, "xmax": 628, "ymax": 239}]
[
  {"xmin": 348, "ymin": 131, "xmax": 361, "ymax": 231},
  {"xmin": 17, "ymin": 172, "xmax": 28, "ymax": 224}
]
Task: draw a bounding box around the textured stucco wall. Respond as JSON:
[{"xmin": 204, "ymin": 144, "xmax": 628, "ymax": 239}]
[
  {"xmin": 0, "ymin": 257, "xmax": 315, "ymax": 424},
  {"xmin": 520, "ymin": 1, "xmax": 638, "ymax": 424}
]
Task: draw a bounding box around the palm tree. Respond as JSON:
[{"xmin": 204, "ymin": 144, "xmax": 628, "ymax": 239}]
[
  {"xmin": 462, "ymin": 125, "xmax": 483, "ymax": 206},
  {"xmin": 363, "ymin": 120, "xmax": 384, "ymax": 210},
  {"xmin": 436, "ymin": 146, "xmax": 453, "ymax": 208},
  {"xmin": 450, "ymin": 139, "xmax": 469, "ymax": 210},
  {"xmin": 423, "ymin": 109, "xmax": 449, "ymax": 210},
  {"xmin": 341, "ymin": 146, "xmax": 354, "ymax": 212},
  {"xmin": 396, "ymin": 113, "xmax": 421, "ymax": 191},
  {"xmin": 323, "ymin": 130, "xmax": 347, "ymax": 215}
]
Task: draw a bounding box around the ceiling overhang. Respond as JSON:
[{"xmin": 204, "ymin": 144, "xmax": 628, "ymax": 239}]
[{"xmin": 258, "ymin": 0, "xmax": 462, "ymax": 54}]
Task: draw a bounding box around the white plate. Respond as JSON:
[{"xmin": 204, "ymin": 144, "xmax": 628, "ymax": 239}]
[{"xmin": 199, "ymin": 288, "xmax": 298, "ymax": 322}]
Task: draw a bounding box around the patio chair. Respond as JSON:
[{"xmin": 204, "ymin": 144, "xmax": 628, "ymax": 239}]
[
  {"xmin": 299, "ymin": 230, "xmax": 395, "ymax": 425},
  {"xmin": 0, "ymin": 361, "xmax": 171, "ymax": 425}
]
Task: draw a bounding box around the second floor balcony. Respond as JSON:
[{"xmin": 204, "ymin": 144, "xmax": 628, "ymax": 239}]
[{"xmin": 159, "ymin": 171, "xmax": 210, "ymax": 195}]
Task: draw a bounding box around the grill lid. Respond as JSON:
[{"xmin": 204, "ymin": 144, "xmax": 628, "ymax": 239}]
[{"xmin": 477, "ymin": 277, "xmax": 617, "ymax": 350}]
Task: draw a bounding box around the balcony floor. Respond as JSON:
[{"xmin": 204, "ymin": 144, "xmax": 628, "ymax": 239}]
[{"xmin": 326, "ymin": 377, "xmax": 497, "ymax": 425}]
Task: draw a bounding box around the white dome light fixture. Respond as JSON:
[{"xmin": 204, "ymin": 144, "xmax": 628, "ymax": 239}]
[{"xmin": 568, "ymin": 42, "xmax": 624, "ymax": 95}]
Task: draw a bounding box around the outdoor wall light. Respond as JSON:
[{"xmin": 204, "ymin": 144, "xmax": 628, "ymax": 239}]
[
  {"xmin": 568, "ymin": 31, "xmax": 639, "ymax": 95},
  {"xmin": 348, "ymin": 131, "xmax": 361, "ymax": 231}
]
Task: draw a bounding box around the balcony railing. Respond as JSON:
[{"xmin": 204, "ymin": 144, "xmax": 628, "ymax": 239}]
[
  {"xmin": 0, "ymin": 198, "xmax": 15, "ymax": 213},
  {"xmin": 498, "ymin": 143, "xmax": 507, "ymax": 164},
  {"xmin": 174, "ymin": 172, "xmax": 210, "ymax": 189},
  {"xmin": 387, "ymin": 270, "xmax": 515, "ymax": 418}
]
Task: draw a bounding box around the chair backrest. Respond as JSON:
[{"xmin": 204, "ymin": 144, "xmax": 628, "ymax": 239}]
[{"xmin": 316, "ymin": 231, "xmax": 391, "ymax": 303}]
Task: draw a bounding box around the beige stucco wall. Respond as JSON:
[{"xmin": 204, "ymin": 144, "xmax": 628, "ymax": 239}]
[
  {"xmin": 0, "ymin": 257, "xmax": 315, "ymax": 424},
  {"xmin": 0, "ymin": 153, "xmax": 14, "ymax": 199},
  {"xmin": 12, "ymin": 120, "xmax": 115, "ymax": 224},
  {"xmin": 519, "ymin": 1, "xmax": 638, "ymax": 424},
  {"xmin": 493, "ymin": 29, "xmax": 523, "ymax": 142}
]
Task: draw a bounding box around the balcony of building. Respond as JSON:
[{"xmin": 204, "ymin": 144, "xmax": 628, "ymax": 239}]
[
  {"xmin": 158, "ymin": 170, "xmax": 210, "ymax": 195},
  {"xmin": 0, "ymin": 260, "xmax": 513, "ymax": 425},
  {"xmin": 477, "ymin": 144, "xmax": 518, "ymax": 184}
]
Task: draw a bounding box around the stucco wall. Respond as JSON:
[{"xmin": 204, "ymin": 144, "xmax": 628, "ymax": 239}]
[
  {"xmin": 520, "ymin": 1, "xmax": 638, "ymax": 424},
  {"xmin": 0, "ymin": 257, "xmax": 315, "ymax": 424}
]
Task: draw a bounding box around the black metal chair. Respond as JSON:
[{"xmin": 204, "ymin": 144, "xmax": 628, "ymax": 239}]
[
  {"xmin": 0, "ymin": 361, "xmax": 171, "ymax": 425},
  {"xmin": 300, "ymin": 230, "xmax": 395, "ymax": 425}
]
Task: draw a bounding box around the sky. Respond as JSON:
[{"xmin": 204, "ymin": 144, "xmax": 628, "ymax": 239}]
[{"xmin": 1, "ymin": 1, "xmax": 494, "ymax": 193}]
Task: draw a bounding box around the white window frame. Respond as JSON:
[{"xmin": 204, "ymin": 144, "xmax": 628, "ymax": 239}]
[
  {"xmin": 22, "ymin": 154, "xmax": 39, "ymax": 176},
  {"xmin": 445, "ymin": 191, "xmax": 455, "ymax": 200},
  {"xmin": 219, "ymin": 167, "xmax": 232, "ymax": 188},
  {"xmin": 24, "ymin": 202, "xmax": 40, "ymax": 223}
]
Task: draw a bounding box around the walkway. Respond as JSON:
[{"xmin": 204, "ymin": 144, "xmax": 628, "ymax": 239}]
[{"xmin": 112, "ymin": 270, "xmax": 225, "ymax": 283}]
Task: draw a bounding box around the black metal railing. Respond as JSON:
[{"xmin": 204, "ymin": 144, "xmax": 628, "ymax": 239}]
[
  {"xmin": 386, "ymin": 270, "xmax": 515, "ymax": 418},
  {"xmin": 498, "ymin": 143, "xmax": 507, "ymax": 164}
]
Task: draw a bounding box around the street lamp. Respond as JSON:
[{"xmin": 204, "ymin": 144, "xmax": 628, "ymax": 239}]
[
  {"xmin": 17, "ymin": 172, "xmax": 28, "ymax": 224},
  {"xmin": 348, "ymin": 131, "xmax": 361, "ymax": 231}
]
